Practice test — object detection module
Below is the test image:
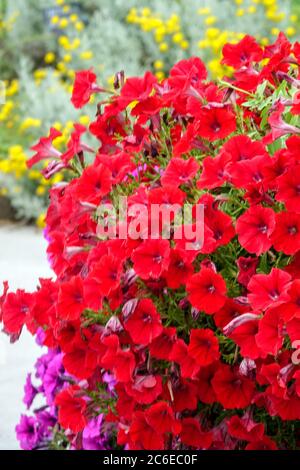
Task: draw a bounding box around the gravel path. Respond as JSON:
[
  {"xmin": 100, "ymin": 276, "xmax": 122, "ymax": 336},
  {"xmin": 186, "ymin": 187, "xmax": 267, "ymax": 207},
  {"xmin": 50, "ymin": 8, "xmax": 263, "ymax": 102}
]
[{"xmin": 0, "ymin": 224, "xmax": 52, "ymax": 450}]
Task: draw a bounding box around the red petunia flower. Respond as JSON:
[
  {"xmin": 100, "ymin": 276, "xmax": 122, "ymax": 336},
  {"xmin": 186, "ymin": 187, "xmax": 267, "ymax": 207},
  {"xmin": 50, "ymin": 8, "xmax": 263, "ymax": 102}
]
[
  {"xmin": 57, "ymin": 276, "xmax": 85, "ymax": 321},
  {"xmin": 188, "ymin": 329, "xmax": 220, "ymax": 366},
  {"xmin": 276, "ymin": 165, "xmax": 300, "ymax": 213},
  {"xmin": 222, "ymin": 35, "xmax": 263, "ymax": 69},
  {"xmin": 71, "ymin": 69, "xmax": 103, "ymax": 108},
  {"xmin": 118, "ymin": 71, "xmax": 157, "ymax": 109},
  {"xmin": 2, "ymin": 290, "xmax": 34, "ymax": 334},
  {"xmin": 125, "ymin": 375, "xmax": 163, "ymax": 405},
  {"xmin": 271, "ymin": 211, "xmax": 300, "ymax": 255},
  {"xmin": 227, "ymin": 414, "xmax": 265, "ymax": 442},
  {"xmin": 169, "ymin": 339, "xmax": 201, "ymax": 379},
  {"xmin": 196, "ymin": 362, "xmax": 219, "ymax": 404},
  {"xmin": 186, "ymin": 267, "xmax": 227, "ymax": 314},
  {"xmin": 163, "ymin": 249, "xmax": 194, "ymax": 289},
  {"xmin": 197, "ymin": 107, "xmax": 236, "ymax": 142},
  {"xmin": 161, "ymin": 157, "xmax": 199, "ymax": 187},
  {"xmin": 145, "ymin": 401, "xmax": 180, "ymax": 435},
  {"xmin": 75, "ymin": 162, "xmax": 112, "ymax": 204},
  {"xmin": 124, "ymin": 298, "xmax": 163, "ymax": 345},
  {"xmin": 180, "ymin": 418, "xmax": 212, "ymax": 449},
  {"xmin": 229, "ymin": 319, "xmax": 261, "ymax": 360},
  {"xmin": 212, "ymin": 365, "xmax": 255, "ymax": 409},
  {"xmin": 247, "ymin": 268, "xmax": 291, "ymax": 311},
  {"xmin": 197, "ymin": 152, "xmax": 231, "ymax": 189},
  {"xmin": 236, "ymin": 205, "xmax": 275, "ymax": 255},
  {"xmin": 129, "ymin": 411, "xmax": 164, "ymax": 450},
  {"xmin": 245, "ymin": 436, "xmax": 277, "ymax": 450},
  {"xmin": 27, "ymin": 127, "xmax": 62, "ymax": 168},
  {"xmin": 132, "ymin": 239, "xmax": 170, "ymax": 280},
  {"xmin": 149, "ymin": 327, "xmax": 177, "ymax": 360},
  {"xmin": 236, "ymin": 256, "xmax": 259, "ymax": 287},
  {"xmin": 255, "ymin": 307, "xmax": 284, "ymax": 355},
  {"xmin": 55, "ymin": 385, "xmax": 87, "ymax": 433}
]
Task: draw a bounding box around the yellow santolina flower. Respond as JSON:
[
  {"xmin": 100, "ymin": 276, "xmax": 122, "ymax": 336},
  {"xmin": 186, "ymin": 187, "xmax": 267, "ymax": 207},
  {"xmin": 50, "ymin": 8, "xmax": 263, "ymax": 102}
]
[
  {"xmin": 75, "ymin": 21, "xmax": 84, "ymax": 32},
  {"xmin": 36, "ymin": 185, "xmax": 46, "ymax": 196},
  {"xmin": 235, "ymin": 0, "xmax": 244, "ymax": 4},
  {"xmin": 271, "ymin": 27, "xmax": 280, "ymax": 36},
  {"xmin": 62, "ymin": 5, "xmax": 70, "ymax": 13},
  {"xmin": 79, "ymin": 115, "xmax": 90, "ymax": 126},
  {"xmin": 0, "ymin": 146, "xmax": 27, "ymax": 179},
  {"xmin": 159, "ymin": 42, "xmax": 168, "ymax": 52},
  {"xmin": 80, "ymin": 51, "xmax": 93, "ymax": 60},
  {"xmin": 70, "ymin": 14, "xmax": 78, "ymax": 22},
  {"xmin": 248, "ymin": 6, "xmax": 257, "ymax": 14},
  {"xmin": 63, "ymin": 53, "xmax": 72, "ymax": 63},
  {"xmin": 290, "ymin": 15, "xmax": 298, "ymax": 24},
  {"xmin": 56, "ymin": 0, "xmax": 65, "ymax": 5},
  {"xmin": 197, "ymin": 8, "xmax": 211, "ymax": 15},
  {"xmin": 36, "ymin": 213, "xmax": 46, "ymax": 229},
  {"xmin": 205, "ymin": 16, "xmax": 217, "ymax": 26},
  {"xmin": 236, "ymin": 9, "xmax": 245, "ymax": 17},
  {"xmin": 154, "ymin": 60, "xmax": 164, "ymax": 70},
  {"xmin": 155, "ymin": 71, "xmax": 165, "ymax": 81},
  {"xmin": 44, "ymin": 52, "xmax": 56, "ymax": 64},
  {"xmin": 59, "ymin": 18, "xmax": 69, "ymax": 29},
  {"xmin": 51, "ymin": 15, "xmax": 59, "ymax": 25},
  {"xmin": 5, "ymin": 80, "xmax": 19, "ymax": 97},
  {"xmin": 286, "ymin": 27, "xmax": 296, "ymax": 37},
  {"xmin": 20, "ymin": 118, "xmax": 41, "ymax": 132}
]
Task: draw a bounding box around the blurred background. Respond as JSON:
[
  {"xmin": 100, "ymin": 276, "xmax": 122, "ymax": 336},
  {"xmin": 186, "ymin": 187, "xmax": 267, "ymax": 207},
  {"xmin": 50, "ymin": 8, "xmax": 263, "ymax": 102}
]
[{"xmin": 0, "ymin": 0, "xmax": 298, "ymax": 449}]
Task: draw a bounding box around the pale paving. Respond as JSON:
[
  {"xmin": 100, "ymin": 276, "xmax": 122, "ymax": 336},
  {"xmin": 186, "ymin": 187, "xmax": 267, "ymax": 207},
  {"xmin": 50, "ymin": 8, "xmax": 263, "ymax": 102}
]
[{"xmin": 0, "ymin": 224, "xmax": 52, "ymax": 449}]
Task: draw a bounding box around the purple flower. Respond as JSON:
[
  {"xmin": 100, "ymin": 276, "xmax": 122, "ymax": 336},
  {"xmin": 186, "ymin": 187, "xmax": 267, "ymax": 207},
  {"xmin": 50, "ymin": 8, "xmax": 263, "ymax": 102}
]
[
  {"xmin": 36, "ymin": 409, "xmax": 57, "ymax": 437},
  {"xmin": 35, "ymin": 349, "xmax": 57, "ymax": 380},
  {"xmin": 82, "ymin": 415, "xmax": 106, "ymax": 450},
  {"xmin": 16, "ymin": 415, "xmax": 40, "ymax": 450},
  {"xmin": 103, "ymin": 372, "xmax": 116, "ymax": 394},
  {"xmin": 23, "ymin": 373, "xmax": 38, "ymax": 409},
  {"xmin": 43, "ymin": 353, "xmax": 64, "ymax": 405}
]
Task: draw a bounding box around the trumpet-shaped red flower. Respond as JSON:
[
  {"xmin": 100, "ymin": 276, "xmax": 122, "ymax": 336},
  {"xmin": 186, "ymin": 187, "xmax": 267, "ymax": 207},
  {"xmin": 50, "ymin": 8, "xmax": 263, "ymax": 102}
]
[
  {"xmin": 188, "ymin": 329, "xmax": 220, "ymax": 366},
  {"xmin": 187, "ymin": 268, "xmax": 227, "ymax": 314},
  {"xmin": 247, "ymin": 268, "xmax": 291, "ymax": 311},
  {"xmin": 132, "ymin": 239, "xmax": 170, "ymax": 280},
  {"xmin": 55, "ymin": 385, "xmax": 87, "ymax": 433},
  {"xmin": 222, "ymin": 35, "xmax": 263, "ymax": 69},
  {"xmin": 276, "ymin": 165, "xmax": 300, "ymax": 213},
  {"xmin": 2, "ymin": 290, "xmax": 34, "ymax": 334},
  {"xmin": 180, "ymin": 418, "xmax": 212, "ymax": 449},
  {"xmin": 271, "ymin": 211, "xmax": 300, "ymax": 254},
  {"xmin": 212, "ymin": 365, "xmax": 255, "ymax": 409},
  {"xmin": 124, "ymin": 299, "xmax": 162, "ymax": 345},
  {"xmin": 197, "ymin": 107, "xmax": 236, "ymax": 141},
  {"xmin": 27, "ymin": 127, "xmax": 62, "ymax": 168},
  {"xmin": 57, "ymin": 276, "xmax": 85, "ymax": 321},
  {"xmin": 161, "ymin": 157, "xmax": 199, "ymax": 187},
  {"xmin": 71, "ymin": 69, "xmax": 103, "ymax": 108},
  {"xmin": 236, "ymin": 205, "xmax": 275, "ymax": 255},
  {"xmin": 75, "ymin": 162, "xmax": 112, "ymax": 204}
]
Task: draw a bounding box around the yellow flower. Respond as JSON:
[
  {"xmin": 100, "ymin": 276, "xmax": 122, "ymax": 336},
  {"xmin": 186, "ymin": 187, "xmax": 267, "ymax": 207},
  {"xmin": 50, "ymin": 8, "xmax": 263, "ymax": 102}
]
[
  {"xmin": 20, "ymin": 118, "xmax": 41, "ymax": 132},
  {"xmin": 56, "ymin": 0, "xmax": 65, "ymax": 5},
  {"xmin": 236, "ymin": 8, "xmax": 245, "ymax": 17},
  {"xmin": 58, "ymin": 35, "xmax": 69, "ymax": 48},
  {"xmin": 75, "ymin": 21, "xmax": 84, "ymax": 32},
  {"xmin": 197, "ymin": 7, "xmax": 211, "ymax": 15},
  {"xmin": 180, "ymin": 40, "xmax": 189, "ymax": 50},
  {"xmin": 248, "ymin": 6, "xmax": 256, "ymax": 14},
  {"xmin": 44, "ymin": 52, "xmax": 56, "ymax": 64},
  {"xmin": 235, "ymin": 0, "xmax": 244, "ymax": 4},
  {"xmin": 79, "ymin": 115, "xmax": 90, "ymax": 126},
  {"xmin": 205, "ymin": 16, "xmax": 217, "ymax": 26},
  {"xmin": 59, "ymin": 18, "xmax": 69, "ymax": 29},
  {"xmin": 159, "ymin": 42, "xmax": 168, "ymax": 52},
  {"xmin": 36, "ymin": 213, "xmax": 46, "ymax": 229},
  {"xmin": 63, "ymin": 53, "xmax": 72, "ymax": 63},
  {"xmin": 271, "ymin": 27, "xmax": 280, "ymax": 36},
  {"xmin": 51, "ymin": 15, "xmax": 60, "ymax": 25},
  {"xmin": 70, "ymin": 14, "xmax": 78, "ymax": 22},
  {"xmin": 62, "ymin": 5, "xmax": 70, "ymax": 13},
  {"xmin": 80, "ymin": 51, "xmax": 93, "ymax": 60},
  {"xmin": 286, "ymin": 27, "xmax": 296, "ymax": 37},
  {"xmin": 36, "ymin": 185, "xmax": 46, "ymax": 196},
  {"xmin": 290, "ymin": 15, "xmax": 298, "ymax": 24},
  {"xmin": 172, "ymin": 32, "xmax": 183, "ymax": 44},
  {"xmin": 155, "ymin": 71, "xmax": 165, "ymax": 81},
  {"xmin": 154, "ymin": 60, "xmax": 164, "ymax": 70}
]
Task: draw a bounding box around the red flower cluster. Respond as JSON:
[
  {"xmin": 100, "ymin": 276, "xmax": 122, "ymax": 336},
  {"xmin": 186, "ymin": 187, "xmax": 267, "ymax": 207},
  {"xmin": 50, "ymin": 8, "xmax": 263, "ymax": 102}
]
[{"xmin": 1, "ymin": 33, "xmax": 300, "ymax": 450}]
